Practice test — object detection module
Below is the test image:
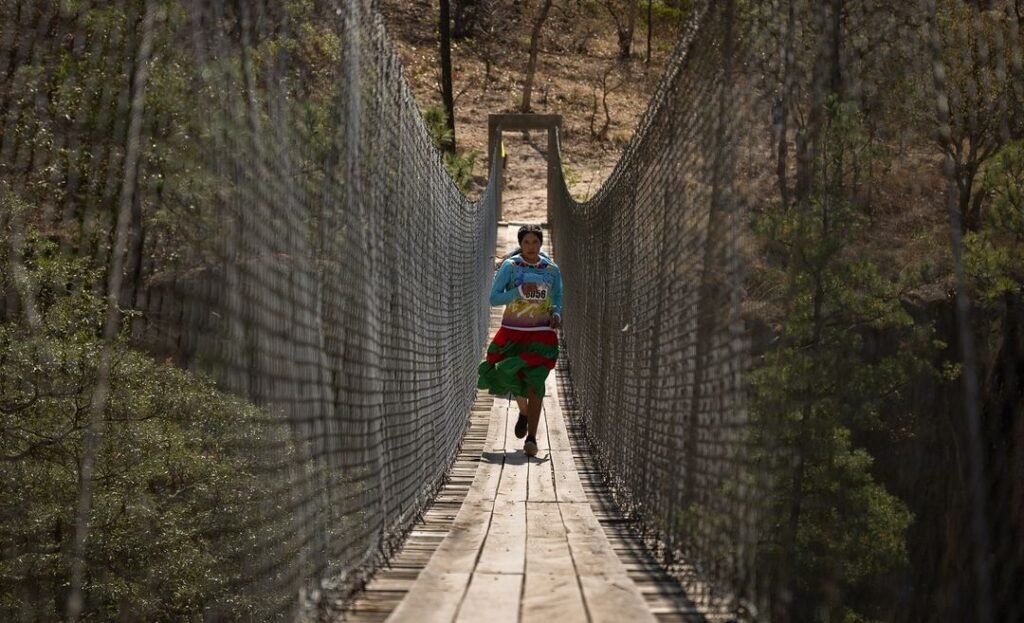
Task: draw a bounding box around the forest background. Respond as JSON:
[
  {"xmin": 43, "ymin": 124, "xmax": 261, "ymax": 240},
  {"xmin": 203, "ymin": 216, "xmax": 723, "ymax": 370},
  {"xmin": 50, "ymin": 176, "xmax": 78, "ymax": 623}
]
[{"xmin": 0, "ymin": 0, "xmax": 1021, "ymax": 621}]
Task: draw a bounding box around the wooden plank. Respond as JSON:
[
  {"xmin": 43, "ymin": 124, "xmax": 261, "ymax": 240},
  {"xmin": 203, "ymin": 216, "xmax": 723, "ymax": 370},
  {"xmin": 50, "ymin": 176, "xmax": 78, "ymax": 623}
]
[
  {"xmin": 362, "ymin": 577, "xmax": 416, "ymax": 592},
  {"xmin": 526, "ymin": 402, "xmax": 555, "ymax": 501},
  {"xmin": 541, "ymin": 376, "xmax": 587, "ymax": 502},
  {"xmin": 525, "ymin": 501, "xmax": 564, "ymax": 537},
  {"xmin": 496, "ymin": 450, "xmax": 529, "ymax": 502},
  {"xmin": 384, "ymin": 571, "xmax": 470, "ymax": 623},
  {"xmin": 549, "ymin": 450, "xmax": 587, "ymax": 502},
  {"xmin": 541, "ymin": 374, "xmax": 571, "ymax": 451},
  {"xmin": 489, "ymin": 397, "xmax": 510, "ymax": 452},
  {"xmin": 489, "ymin": 113, "xmax": 562, "ymax": 132},
  {"xmin": 524, "ymin": 535, "xmax": 573, "ymax": 576},
  {"xmin": 452, "ymin": 498, "xmax": 495, "ymax": 528},
  {"xmin": 501, "ymin": 396, "xmax": 522, "ymax": 451},
  {"xmin": 579, "ymin": 574, "xmax": 658, "ymax": 623},
  {"xmin": 520, "ymin": 503, "xmax": 586, "ymax": 619},
  {"xmin": 533, "ymin": 397, "xmax": 550, "ymax": 451},
  {"xmin": 525, "ymin": 503, "xmax": 574, "ymax": 576},
  {"xmin": 484, "ymin": 396, "xmax": 508, "ymax": 446},
  {"xmin": 424, "ymin": 500, "xmax": 492, "ymax": 575},
  {"xmin": 489, "ymin": 499, "xmax": 523, "ymax": 533},
  {"xmin": 469, "ymin": 402, "xmax": 508, "ymax": 504},
  {"xmin": 472, "ymin": 380, "xmax": 513, "ymax": 502},
  {"xmin": 520, "ymin": 572, "xmax": 588, "ymax": 623},
  {"xmin": 475, "ymin": 531, "xmax": 526, "ymax": 575},
  {"xmin": 469, "ymin": 453, "xmax": 504, "ymax": 503},
  {"xmin": 476, "ymin": 500, "xmax": 526, "ymax": 574},
  {"xmin": 542, "ymin": 409, "xmax": 574, "ymax": 455},
  {"xmin": 455, "ymin": 573, "xmax": 523, "ymax": 623},
  {"xmin": 559, "ymin": 502, "xmax": 605, "ymax": 537},
  {"xmin": 569, "ymin": 531, "xmax": 630, "ymax": 575},
  {"xmin": 561, "ymin": 503, "xmax": 630, "ymax": 578},
  {"xmin": 526, "ymin": 454, "xmax": 556, "ymax": 502}
]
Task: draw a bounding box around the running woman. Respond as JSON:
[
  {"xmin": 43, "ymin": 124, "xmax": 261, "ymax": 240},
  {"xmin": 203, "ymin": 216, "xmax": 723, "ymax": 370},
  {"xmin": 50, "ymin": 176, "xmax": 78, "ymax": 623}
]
[
  {"xmin": 477, "ymin": 224, "xmax": 563, "ymax": 457},
  {"xmin": 495, "ymin": 246, "xmax": 550, "ymax": 424}
]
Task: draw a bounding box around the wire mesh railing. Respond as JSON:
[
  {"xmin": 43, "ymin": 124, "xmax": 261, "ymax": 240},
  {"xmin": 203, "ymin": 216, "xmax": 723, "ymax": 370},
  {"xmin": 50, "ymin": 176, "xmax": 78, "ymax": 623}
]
[
  {"xmin": 2, "ymin": 0, "xmax": 494, "ymax": 619},
  {"xmin": 550, "ymin": 0, "xmax": 1023, "ymax": 622},
  {"xmin": 550, "ymin": 2, "xmax": 758, "ymax": 615}
]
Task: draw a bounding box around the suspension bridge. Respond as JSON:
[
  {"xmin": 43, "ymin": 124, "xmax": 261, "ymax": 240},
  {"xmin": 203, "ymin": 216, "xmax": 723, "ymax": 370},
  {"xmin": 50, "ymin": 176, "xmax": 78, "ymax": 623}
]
[
  {"xmin": 1, "ymin": 0, "xmax": 1021, "ymax": 622},
  {"xmin": 340, "ymin": 223, "xmax": 719, "ymax": 623}
]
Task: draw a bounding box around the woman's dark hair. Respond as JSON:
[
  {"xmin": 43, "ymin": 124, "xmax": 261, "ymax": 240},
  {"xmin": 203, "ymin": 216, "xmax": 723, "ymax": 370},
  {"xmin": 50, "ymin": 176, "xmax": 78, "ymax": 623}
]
[{"xmin": 517, "ymin": 224, "xmax": 543, "ymax": 244}]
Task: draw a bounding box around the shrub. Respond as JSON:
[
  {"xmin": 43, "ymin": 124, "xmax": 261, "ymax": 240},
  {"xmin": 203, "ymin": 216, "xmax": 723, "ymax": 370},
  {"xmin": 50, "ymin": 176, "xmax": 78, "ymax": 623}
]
[{"xmin": 0, "ymin": 220, "xmax": 298, "ymax": 621}]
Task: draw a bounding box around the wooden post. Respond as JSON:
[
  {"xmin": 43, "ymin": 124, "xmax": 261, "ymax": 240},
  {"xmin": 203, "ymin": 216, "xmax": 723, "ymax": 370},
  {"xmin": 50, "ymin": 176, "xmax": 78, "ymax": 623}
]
[
  {"xmin": 488, "ymin": 115, "xmax": 502, "ymax": 222},
  {"xmin": 487, "ymin": 113, "xmax": 562, "ymax": 224},
  {"xmin": 547, "ymin": 126, "xmax": 560, "ymax": 226}
]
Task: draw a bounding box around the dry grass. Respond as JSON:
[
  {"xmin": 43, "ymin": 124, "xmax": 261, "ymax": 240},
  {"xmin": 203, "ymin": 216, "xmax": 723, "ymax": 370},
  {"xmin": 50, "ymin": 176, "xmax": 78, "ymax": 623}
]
[
  {"xmin": 378, "ymin": 0, "xmax": 679, "ymax": 215},
  {"xmin": 379, "ymin": 1, "xmax": 954, "ymax": 299}
]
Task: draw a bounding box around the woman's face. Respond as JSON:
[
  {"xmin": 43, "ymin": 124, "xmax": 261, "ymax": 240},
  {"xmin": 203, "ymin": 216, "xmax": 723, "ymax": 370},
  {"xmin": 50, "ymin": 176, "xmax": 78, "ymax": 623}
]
[{"xmin": 520, "ymin": 233, "xmax": 542, "ymax": 258}]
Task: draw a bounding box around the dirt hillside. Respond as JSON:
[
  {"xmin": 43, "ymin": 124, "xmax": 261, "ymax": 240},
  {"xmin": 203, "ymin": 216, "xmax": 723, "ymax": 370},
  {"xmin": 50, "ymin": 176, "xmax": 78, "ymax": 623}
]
[{"xmin": 378, "ymin": 0, "xmax": 684, "ymax": 222}]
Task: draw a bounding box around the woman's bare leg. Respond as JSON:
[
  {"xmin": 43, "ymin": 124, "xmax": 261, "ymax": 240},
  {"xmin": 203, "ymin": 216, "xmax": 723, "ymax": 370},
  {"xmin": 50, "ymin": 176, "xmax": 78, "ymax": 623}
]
[
  {"xmin": 514, "ymin": 395, "xmax": 530, "ymax": 439},
  {"xmin": 526, "ymin": 387, "xmax": 543, "ymax": 437}
]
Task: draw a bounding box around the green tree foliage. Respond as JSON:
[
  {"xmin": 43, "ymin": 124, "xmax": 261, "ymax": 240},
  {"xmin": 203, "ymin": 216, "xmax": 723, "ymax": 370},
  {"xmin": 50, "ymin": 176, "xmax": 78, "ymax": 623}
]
[
  {"xmin": 965, "ymin": 140, "xmax": 1024, "ymax": 304},
  {"xmin": 0, "ymin": 209, "xmax": 298, "ymax": 620},
  {"xmin": 424, "ymin": 105, "xmax": 479, "ymax": 192},
  {"xmin": 752, "ymin": 99, "xmax": 929, "ymax": 622},
  {"xmin": 2, "ymin": 2, "xmax": 204, "ymax": 272},
  {"xmin": 935, "ymin": 0, "xmax": 1024, "ymax": 232},
  {"xmin": 425, "ymin": 105, "xmax": 455, "ymax": 151},
  {"xmin": 439, "ymin": 0, "xmax": 458, "ymax": 152},
  {"xmin": 0, "ymin": 2, "xmax": 401, "ymax": 615}
]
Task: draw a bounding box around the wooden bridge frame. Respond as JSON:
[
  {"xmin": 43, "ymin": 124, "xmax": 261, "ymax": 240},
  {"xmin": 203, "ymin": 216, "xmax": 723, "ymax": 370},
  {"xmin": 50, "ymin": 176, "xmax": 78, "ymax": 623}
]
[{"xmin": 487, "ymin": 113, "xmax": 562, "ymax": 223}]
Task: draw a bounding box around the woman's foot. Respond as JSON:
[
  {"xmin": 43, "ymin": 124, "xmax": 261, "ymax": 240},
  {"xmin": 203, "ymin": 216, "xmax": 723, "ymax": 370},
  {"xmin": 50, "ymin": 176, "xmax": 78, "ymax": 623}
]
[
  {"xmin": 524, "ymin": 434, "xmax": 538, "ymax": 457},
  {"xmin": 514, "ymin": 412, "xmax": 528, "ymax": 439}
]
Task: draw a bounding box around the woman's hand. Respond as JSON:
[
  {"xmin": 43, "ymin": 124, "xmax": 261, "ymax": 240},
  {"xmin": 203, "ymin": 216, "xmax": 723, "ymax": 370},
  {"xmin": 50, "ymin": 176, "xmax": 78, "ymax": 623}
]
[{"xmin": 550, "ymin": 314, "xmax": 561, "ymax": 329}]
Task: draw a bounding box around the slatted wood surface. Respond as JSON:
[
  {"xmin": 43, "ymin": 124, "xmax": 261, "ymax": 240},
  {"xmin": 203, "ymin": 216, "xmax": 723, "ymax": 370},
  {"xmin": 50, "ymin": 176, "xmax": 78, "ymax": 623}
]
[{"xmin": 337, "ymin": 224, "xmax": 708, "ymax": 623}]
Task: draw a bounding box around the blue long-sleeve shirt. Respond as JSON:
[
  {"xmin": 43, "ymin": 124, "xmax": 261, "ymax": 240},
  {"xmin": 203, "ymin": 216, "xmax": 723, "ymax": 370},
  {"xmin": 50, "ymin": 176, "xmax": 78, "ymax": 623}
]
[{"xmin": 490, "ymin": 254, "xmax": 563, "ymax": 331}]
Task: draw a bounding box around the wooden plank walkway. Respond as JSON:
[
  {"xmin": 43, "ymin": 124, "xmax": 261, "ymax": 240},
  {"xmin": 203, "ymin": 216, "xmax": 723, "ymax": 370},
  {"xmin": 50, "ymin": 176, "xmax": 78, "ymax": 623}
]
[{"xmin": 337, "ymin": 224, "xmax": 706, "ymax": 623}]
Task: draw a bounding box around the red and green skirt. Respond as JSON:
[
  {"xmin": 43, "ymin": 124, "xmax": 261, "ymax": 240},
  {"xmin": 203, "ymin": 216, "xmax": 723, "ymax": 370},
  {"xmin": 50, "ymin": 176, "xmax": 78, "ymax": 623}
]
[{"xmin": 477, "ymin": 327, "xmax": 559, "ymax": 398}]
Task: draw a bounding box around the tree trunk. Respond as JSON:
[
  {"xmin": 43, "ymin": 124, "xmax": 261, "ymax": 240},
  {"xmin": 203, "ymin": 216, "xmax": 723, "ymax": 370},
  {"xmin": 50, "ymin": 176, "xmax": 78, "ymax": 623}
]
[
  {"xmin": 121, "ymin": 183, "xmax": 145, "ymax": 311},
  {"xmin": 521, "ymin": 0, "xmax": 554, "ymax": 113},
  {"xmin": 453, "ymin": 0, "xmax": 477, "ymax": 39},
  {"xmin": 776, "ymin": 0, "xmax": 796, "ymax": 208},
  {"xmin": 646, "ymin": 0, "xmax": 652, "ymax": 65},
  {"xmin": 828, "ymin": 0, "xmax": 843, "ymax": 96},
  {"xmin": 958, "ymin": 164, "xmax": 978, "ymax": 232},
  {"xmin": 795, "ymin": 1, "xmax": 831, "ymax": 212},
  {"xmin": 617, "ymin": 28, "xmax": 631, "ymax": 59},
  {"xmin": 625, "ymin": 0, "xmax": 637, "ymax": 59},
  {"xmin": 440, "ymin": 0, "xmax": 456, "ymax": 152}
]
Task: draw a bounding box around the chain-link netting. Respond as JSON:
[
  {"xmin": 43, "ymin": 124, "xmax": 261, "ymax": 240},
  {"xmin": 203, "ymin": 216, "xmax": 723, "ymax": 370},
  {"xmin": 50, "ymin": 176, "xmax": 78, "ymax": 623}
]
[
  {"xmin": 550, "ymin": 1, "xmax": 1023, "ymax": 622},
  {"xmin": 550, "ymin": 2, "xmax": 757, "ymax": 615},
  {"xmin": 1, "ymin": 0, "xmax": 495, "ymax": 619}
]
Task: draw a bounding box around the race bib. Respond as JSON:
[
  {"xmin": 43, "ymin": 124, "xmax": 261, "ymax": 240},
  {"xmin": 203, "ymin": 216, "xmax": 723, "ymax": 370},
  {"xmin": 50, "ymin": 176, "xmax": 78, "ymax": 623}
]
[
  {"xmin": 518, "ymin": 274, "xmax": 549, "ymax": 301},
  {"xmin": 523, "ymin": 285, "xmax": 548, "ymax": 301}
]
